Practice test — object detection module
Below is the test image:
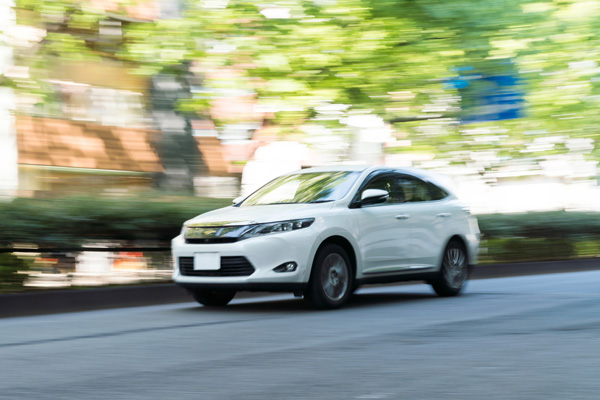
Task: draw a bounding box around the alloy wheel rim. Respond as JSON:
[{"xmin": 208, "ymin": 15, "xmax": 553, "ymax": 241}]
[
  {"xmin": 320, "ymin": 253, "xmax": 349, "ymax": 301},
  {"xmin": 443, "ymin": 247, "xmax": 467, "ymax": 289}
]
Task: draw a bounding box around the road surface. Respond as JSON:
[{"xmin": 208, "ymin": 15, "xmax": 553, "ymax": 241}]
[{"xmin": 1, "ymin": 271, "xmax": 599, "ymax": 399}]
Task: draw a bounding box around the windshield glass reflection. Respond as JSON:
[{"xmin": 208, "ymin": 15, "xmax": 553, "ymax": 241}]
[{"xmin": 241, "ymin": 171, "xmax": 360, "ymax": 206}]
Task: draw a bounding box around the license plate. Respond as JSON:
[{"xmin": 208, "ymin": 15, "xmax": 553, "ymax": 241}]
[{"xmin": 193, "ymin": 253, "xmax": 221, "ymax": 270}]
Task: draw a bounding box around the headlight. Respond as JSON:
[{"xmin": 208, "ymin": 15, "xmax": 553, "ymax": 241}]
[
  {"xmin": 183, "ymin": 218, "xmax": 315, "ymax": 241},
  {"xmin": 184, "ymin": 225, "xmax": 253, "ymax": 240},
  {"xmin": 241, "ymin": 218, "xmax": 315, "ymax": 239}
]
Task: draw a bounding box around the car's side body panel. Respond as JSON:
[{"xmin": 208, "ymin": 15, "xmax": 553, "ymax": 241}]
[{"xmin": 351, "ymin": 204, "xmax": 412, "ymax": 273}]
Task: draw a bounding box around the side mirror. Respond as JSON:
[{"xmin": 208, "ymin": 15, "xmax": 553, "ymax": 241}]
[
  {"xmin": 360, "ymin": 189, "xmax": 389, "ymax": 206},
  {"xmin": 232, "ymin": 196, "xmax": 245, "ymax": 205}
]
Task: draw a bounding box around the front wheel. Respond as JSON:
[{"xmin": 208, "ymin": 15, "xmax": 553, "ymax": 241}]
[
  {"xmin": 192, "ymin": 289, "xmax": 236, "ymax": 307},
  {"xmin": 430, "ymin": 241, "xmax": 469, "ymax": 297},
  {"xmin": 305, "ymin": 244, "xmax": 353, "ymax": 309}
]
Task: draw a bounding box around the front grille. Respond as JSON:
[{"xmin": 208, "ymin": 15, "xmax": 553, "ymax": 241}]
[{"xmin": 179, "ymin": 256, "xmax": 255, "ymax": 277}]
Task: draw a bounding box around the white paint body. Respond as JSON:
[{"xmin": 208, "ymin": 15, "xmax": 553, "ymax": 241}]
[{"xmin": 172, "ymin": 166, "xmax": 480, "ymax": 289}]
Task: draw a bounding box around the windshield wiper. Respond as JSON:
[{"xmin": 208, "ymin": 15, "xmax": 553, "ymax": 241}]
[{"xmin": 307, "ymin": 200, "xmax": 334, "ymax": 203}]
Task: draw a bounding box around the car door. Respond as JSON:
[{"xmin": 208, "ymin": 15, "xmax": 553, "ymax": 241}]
[
  {"xmin": 351, "ymin": 172, "xmax": 413, "ymax": 275},
  {"xmin": 395, "ymin": 175, "xmax": 450, "ymax": 268}
]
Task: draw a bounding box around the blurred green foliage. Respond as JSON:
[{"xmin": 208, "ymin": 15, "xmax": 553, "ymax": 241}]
[
  {"xmin": 0, "ymin": 254, "xmax": 29, "ymax": 290},
  {"xmin": 482, "ymin": 237, "xmax": 579, "ymax": 264},
  {"xmin": 479, "ymin": 211, "xmax": 600, "ymax": 239},
  {"xmin": 0, "ymin": 196, "xmax": 231, "ymax": 247},
  {"xmin": 10, "ymin": 0, "xmax": 600, "ymax": 167},
  {"xmin": 479, "ymin": 211, "xmax": 600, "ymax": 263}
]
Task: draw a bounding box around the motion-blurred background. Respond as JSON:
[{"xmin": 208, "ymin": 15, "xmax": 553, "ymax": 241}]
[{"xmin": 1, "ymin": 0, "xmax": 600, "ymax": 290}]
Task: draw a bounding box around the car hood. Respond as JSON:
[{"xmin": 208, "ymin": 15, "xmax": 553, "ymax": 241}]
[{"xmin": 185, "ymin": 203, "xmax": 334, "ymax": 227}]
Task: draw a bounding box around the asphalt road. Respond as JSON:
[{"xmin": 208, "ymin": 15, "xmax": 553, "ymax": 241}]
[{"xmin": 1, "ymin": 271, "xmax": 599, "ymax": 400}]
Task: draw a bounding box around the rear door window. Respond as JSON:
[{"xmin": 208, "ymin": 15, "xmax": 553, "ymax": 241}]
[{"xmin": 396, "ymin": 177, "xmax": 433, "ymax": 203}]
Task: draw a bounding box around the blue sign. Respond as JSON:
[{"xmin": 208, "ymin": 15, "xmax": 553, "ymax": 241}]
[{"xmin": 445, "ymin": 71, "xmax": 525, "ymax": 123}]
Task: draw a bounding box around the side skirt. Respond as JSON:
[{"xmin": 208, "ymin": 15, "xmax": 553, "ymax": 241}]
[{"xmin": 355, "ymin": 271, "xmax": 439, "ymax": 286}]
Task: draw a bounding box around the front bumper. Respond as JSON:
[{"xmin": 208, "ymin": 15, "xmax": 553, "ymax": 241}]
[
  {"xmin": 171, "ymin": 226, "xmax": 319, "ymax": 291},
  {"xmin": 176, "ymin": 282, "xmax": 308, "ymax": 293}
]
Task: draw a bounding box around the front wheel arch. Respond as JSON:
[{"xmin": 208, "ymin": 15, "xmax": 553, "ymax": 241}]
[
  {"xmin": 313, "ymin": 235, "xmax": 358, "ymax": 282},
  {"xmin": 304, "ymin": 242, "xmax": 354, "ymax": 309}
]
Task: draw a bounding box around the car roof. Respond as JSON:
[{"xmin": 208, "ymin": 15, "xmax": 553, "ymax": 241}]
[
  {"xmin": 292, "ymin": 165, "xmax": 435, "ymax": 177},
  {"xmin": 292, "ymin": 164, "xmax": 372, "ymax": 174},
  {"xmin": 289, "ymin": 165, "xmax": 456, "ymax": 195}
]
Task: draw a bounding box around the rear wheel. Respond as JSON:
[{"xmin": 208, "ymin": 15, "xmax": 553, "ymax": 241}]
[
  {"xmin": 192, "ymin": 289, "xmax": 236, "ymax": 307},
  {"xmin": 305, "ymin": 244, "xmax": 353, "ymax": 309},
  {"xmin": 430, "ymin": 240, "xmax": 469, "ymax": 297}
]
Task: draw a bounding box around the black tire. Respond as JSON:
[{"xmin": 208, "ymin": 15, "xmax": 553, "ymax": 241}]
[
  {"xmin": 430, "ymin": 240, "xmax": 469, "ymax": 297},
  {"xmin": 192, "ymin": 289, "xmax": 236, "ymax": 307},
  {"xmin": 305, "ymin": 243, "xmax": 353, "ymax": 309}
]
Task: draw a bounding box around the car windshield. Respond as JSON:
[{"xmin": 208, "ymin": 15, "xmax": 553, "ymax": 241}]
[{"xmin": 241, "ymin": 171, "xmax": 360, "ymax": 207}]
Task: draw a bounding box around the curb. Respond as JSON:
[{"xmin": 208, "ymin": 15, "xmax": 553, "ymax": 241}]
[
  {"xmin": 2, "ymin": 258, "xmax": 599, "ymax": 319},
  {"xmin": 0, "ymin": 284, "xmax": 191, "ymax": 319}
]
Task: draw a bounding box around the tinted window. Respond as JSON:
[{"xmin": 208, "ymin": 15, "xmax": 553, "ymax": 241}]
[
  {"xmin": 360, "ymin": 175, "xmax": 403, "ymax": 205},
  {"xmin": 397, "ymin": 177, "xmax": 432, "ymax": 202},
  {"xmin": 428, "ymin": 182, "xmax": 449, "ymax": 201}
]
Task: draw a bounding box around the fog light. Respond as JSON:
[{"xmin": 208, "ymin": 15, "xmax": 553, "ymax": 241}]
[{"xmin": 273, "ymin": 262, "xmax": 297, "ymax": 273}]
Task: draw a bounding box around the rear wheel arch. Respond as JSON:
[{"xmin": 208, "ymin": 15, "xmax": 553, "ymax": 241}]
[
  {"xmin": 429, "ymin": 236, "xmax": 470, "ymax": 297},
  {"xmin": 444, "ymin": 235, "xmax": 469, "ymax": 263}
]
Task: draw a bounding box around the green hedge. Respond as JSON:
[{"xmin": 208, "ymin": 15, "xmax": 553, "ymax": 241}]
[
  {"xmin": 477, "ymin": 211, "xmax": 600, "ymax": 239},
  {"xmin": 0, "ymin": 195, "xmax": 232, "ymax": 247},
  {"xmin": 0, "ymin": 253, "xmax": 29, "ymax": 290},
  {"xmin": 0, "ymin": 196, "xmax": 599, "ymax": 263},
  {"xmin": 477, "ymin": 211, "xmax": 600, "ymax": 263}
]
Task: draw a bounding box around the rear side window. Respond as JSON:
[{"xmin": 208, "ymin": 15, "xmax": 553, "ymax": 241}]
[{"xmin": 428, "ymin": 182, "xmax": 449, "ymax": 201}]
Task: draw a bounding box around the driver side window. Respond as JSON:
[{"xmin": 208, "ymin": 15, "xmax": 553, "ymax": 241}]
[{"xmin": 361, "ymin": 176, "xmax": 402, "ymax": 205}]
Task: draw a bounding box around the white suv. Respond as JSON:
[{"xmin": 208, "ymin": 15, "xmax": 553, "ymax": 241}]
[{"xmin": 172, "ymin": 165, "xmax": 480, "ymax": 309}]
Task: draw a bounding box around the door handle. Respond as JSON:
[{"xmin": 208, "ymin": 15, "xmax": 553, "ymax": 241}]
[
  {"xmin": 395, "ymin": 214, "xmax": 410, "ymax": 220},
  {"xmin": 436, "ymin": 213, "xmax": 451, "ymax": 218}
]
